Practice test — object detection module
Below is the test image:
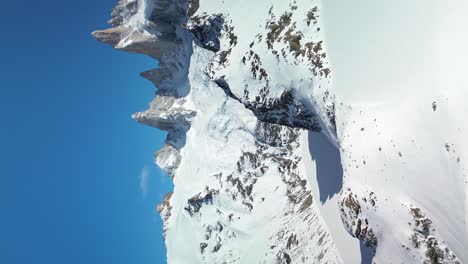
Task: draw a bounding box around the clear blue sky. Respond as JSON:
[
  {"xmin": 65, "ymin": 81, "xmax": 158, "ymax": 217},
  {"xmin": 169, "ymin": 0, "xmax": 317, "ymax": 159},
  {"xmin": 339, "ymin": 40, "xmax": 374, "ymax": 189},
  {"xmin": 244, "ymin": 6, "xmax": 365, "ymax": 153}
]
[{"xmin": 0, "ymin": 1, "xmax": 172, "ymax": 263}]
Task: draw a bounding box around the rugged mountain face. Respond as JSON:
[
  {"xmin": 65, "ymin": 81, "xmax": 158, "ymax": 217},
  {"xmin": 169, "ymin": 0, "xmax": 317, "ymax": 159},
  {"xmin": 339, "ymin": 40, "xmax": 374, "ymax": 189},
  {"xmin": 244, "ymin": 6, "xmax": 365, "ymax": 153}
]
[{"xmin": 94, "ymin": 0, "xmax": 468, "ymax": 263}]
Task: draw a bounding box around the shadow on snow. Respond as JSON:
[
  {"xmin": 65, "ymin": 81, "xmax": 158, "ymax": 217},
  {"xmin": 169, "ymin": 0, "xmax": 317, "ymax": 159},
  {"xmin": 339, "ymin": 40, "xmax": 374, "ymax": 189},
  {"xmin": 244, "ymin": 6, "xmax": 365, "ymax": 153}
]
[{"xmin": 308, "ymin": 131, "xmax": 376, "ymax": 263}]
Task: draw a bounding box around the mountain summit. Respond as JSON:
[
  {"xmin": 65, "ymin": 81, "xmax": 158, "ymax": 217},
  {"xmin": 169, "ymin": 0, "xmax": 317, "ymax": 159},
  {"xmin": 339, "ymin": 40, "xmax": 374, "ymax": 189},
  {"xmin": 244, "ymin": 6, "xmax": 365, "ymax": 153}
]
[{"xmin": 94, "ymin": 1, "xmax": 468, "ymax": 263}]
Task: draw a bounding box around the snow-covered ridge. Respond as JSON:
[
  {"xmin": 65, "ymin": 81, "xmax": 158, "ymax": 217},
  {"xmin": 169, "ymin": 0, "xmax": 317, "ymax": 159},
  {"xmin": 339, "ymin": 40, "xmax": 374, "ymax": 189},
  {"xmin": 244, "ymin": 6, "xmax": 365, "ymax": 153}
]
[
  {"xmin": 94, "ymin": 0, "xmax": 468, "ymax": 263},
  {"xmin": 188, "ymin": 1, "xmax": 337, "ymax": 143}
]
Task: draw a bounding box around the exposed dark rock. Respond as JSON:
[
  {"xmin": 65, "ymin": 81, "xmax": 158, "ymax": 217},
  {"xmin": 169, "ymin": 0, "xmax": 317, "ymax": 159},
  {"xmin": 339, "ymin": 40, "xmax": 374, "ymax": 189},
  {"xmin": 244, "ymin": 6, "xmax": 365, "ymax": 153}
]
[
  {"xmin": 306, "ymin": 7, "xmax": 319, "ymax": 26},
  {"xmin": 407, "ymin": 206, "xmax": 459, "ymax": 263},
  {"xmin": 188, "ymin": 0, "xmax": 200, "ymax": 17},
  {"xmin": 185, "ymin": 188, "xmax": 219, "ymax": 216},
  {"xmin": 188, "ymin": 14, "xmax": 224, "ymax": 52},
  {"xmin": 340, "ymin": 190, "xmax": 378, "ymax": 249},
  {"xmin": 213, "ymin": 242, "xmax": 222, "ymax": 253},
  {"xmin": 200, "ymin": 242, "xmax": 208, "ymax": 254}
]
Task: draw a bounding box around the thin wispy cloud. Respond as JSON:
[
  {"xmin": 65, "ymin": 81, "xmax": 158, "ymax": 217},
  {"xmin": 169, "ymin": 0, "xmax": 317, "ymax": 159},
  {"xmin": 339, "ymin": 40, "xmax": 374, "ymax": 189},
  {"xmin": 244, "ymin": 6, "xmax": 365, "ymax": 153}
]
[{"xmin": 139, "ymin": 166, "xmax": 150, "ymax": 198}]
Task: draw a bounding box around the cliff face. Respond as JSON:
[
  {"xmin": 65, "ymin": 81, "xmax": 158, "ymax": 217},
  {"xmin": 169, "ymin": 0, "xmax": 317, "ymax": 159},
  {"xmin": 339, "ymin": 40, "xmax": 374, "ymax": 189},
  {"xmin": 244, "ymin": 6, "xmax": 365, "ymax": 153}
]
[{"xmin": 94, "ymin": 0, "xmax": 468, "ymax": 263}]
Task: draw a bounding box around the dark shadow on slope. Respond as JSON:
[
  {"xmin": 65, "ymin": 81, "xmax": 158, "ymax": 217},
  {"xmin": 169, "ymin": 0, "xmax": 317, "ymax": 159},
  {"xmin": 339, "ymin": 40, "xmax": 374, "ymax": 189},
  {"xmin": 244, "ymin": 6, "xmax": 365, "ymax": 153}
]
[
  {"xmin": 308, "ymin": 131, "xmax": 343, "ymax": 203},
  {"xmin": 360, "ymin": 241, "xmax": 376, "ymax": 264}
]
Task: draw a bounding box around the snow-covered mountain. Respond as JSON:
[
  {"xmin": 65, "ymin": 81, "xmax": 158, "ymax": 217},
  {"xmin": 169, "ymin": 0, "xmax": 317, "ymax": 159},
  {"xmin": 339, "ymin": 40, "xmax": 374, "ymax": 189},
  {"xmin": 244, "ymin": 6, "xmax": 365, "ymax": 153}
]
[{"xmin": 93, "ymin": 0, "xmax": 468, "ymax": 263}]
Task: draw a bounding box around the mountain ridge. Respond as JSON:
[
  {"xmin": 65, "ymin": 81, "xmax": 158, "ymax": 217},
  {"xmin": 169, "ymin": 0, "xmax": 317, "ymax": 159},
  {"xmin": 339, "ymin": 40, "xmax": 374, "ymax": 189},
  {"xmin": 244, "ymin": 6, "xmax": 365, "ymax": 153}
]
[{"xmin": 93, "ymin": 1, "xmax": 468, "ymax": 263}]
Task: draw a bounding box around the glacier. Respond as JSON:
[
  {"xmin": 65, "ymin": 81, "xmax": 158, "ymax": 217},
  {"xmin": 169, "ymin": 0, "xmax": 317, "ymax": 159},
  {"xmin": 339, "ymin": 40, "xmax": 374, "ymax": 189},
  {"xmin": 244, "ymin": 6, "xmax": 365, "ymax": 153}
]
[{"xmin": 93, "ymin": 0, "xmax": 468, "ymax": 263}]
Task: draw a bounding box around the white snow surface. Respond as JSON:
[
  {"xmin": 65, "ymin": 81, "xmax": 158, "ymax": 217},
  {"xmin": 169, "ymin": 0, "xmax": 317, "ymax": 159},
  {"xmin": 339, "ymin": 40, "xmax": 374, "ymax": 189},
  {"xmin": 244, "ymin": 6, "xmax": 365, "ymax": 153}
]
[{"xmin": 323, "ymin": 0, "xmax": 468, "ymax": 262}]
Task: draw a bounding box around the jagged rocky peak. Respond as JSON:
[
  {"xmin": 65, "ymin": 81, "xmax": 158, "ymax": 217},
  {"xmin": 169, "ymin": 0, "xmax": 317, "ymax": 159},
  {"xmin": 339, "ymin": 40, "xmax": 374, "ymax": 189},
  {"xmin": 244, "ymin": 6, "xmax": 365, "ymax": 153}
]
[
  {"xmin": 93, "ymin": 0, "xmax": 196, "ymax": 194},
  {"xmin": 93, "ymin": 0, "xmax": 192, "ymax": 97},
  {"xmin": 131, "ymin": 96, "xmax": 195, "ymax": 131},
  {"xmin": 93, "ymin": 0, "xmax": 194, "ymax": 144}
]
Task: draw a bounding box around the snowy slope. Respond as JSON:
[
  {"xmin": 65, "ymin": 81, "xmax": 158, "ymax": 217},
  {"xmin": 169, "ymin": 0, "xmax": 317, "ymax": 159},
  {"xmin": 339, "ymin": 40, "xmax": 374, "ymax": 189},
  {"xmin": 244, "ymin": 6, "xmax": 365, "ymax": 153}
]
[
  {"xmin": 94, "ymin": 0, "xmax": 468, "ymax": 263},
  {"xmin": 324, "ymin": 1, "xmax": 468, "ymax": 263},
  {"xmin": 164, "ymin": 45, "xmax": 343, "ymax": 263}
]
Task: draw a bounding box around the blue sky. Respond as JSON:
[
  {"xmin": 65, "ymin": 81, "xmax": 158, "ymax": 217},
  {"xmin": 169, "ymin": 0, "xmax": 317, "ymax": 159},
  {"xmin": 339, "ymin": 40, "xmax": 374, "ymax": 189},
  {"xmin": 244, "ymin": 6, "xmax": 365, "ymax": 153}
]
[{"xmin": 0, "ymin": 0, "xmax": 172, "ymax": 263}]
